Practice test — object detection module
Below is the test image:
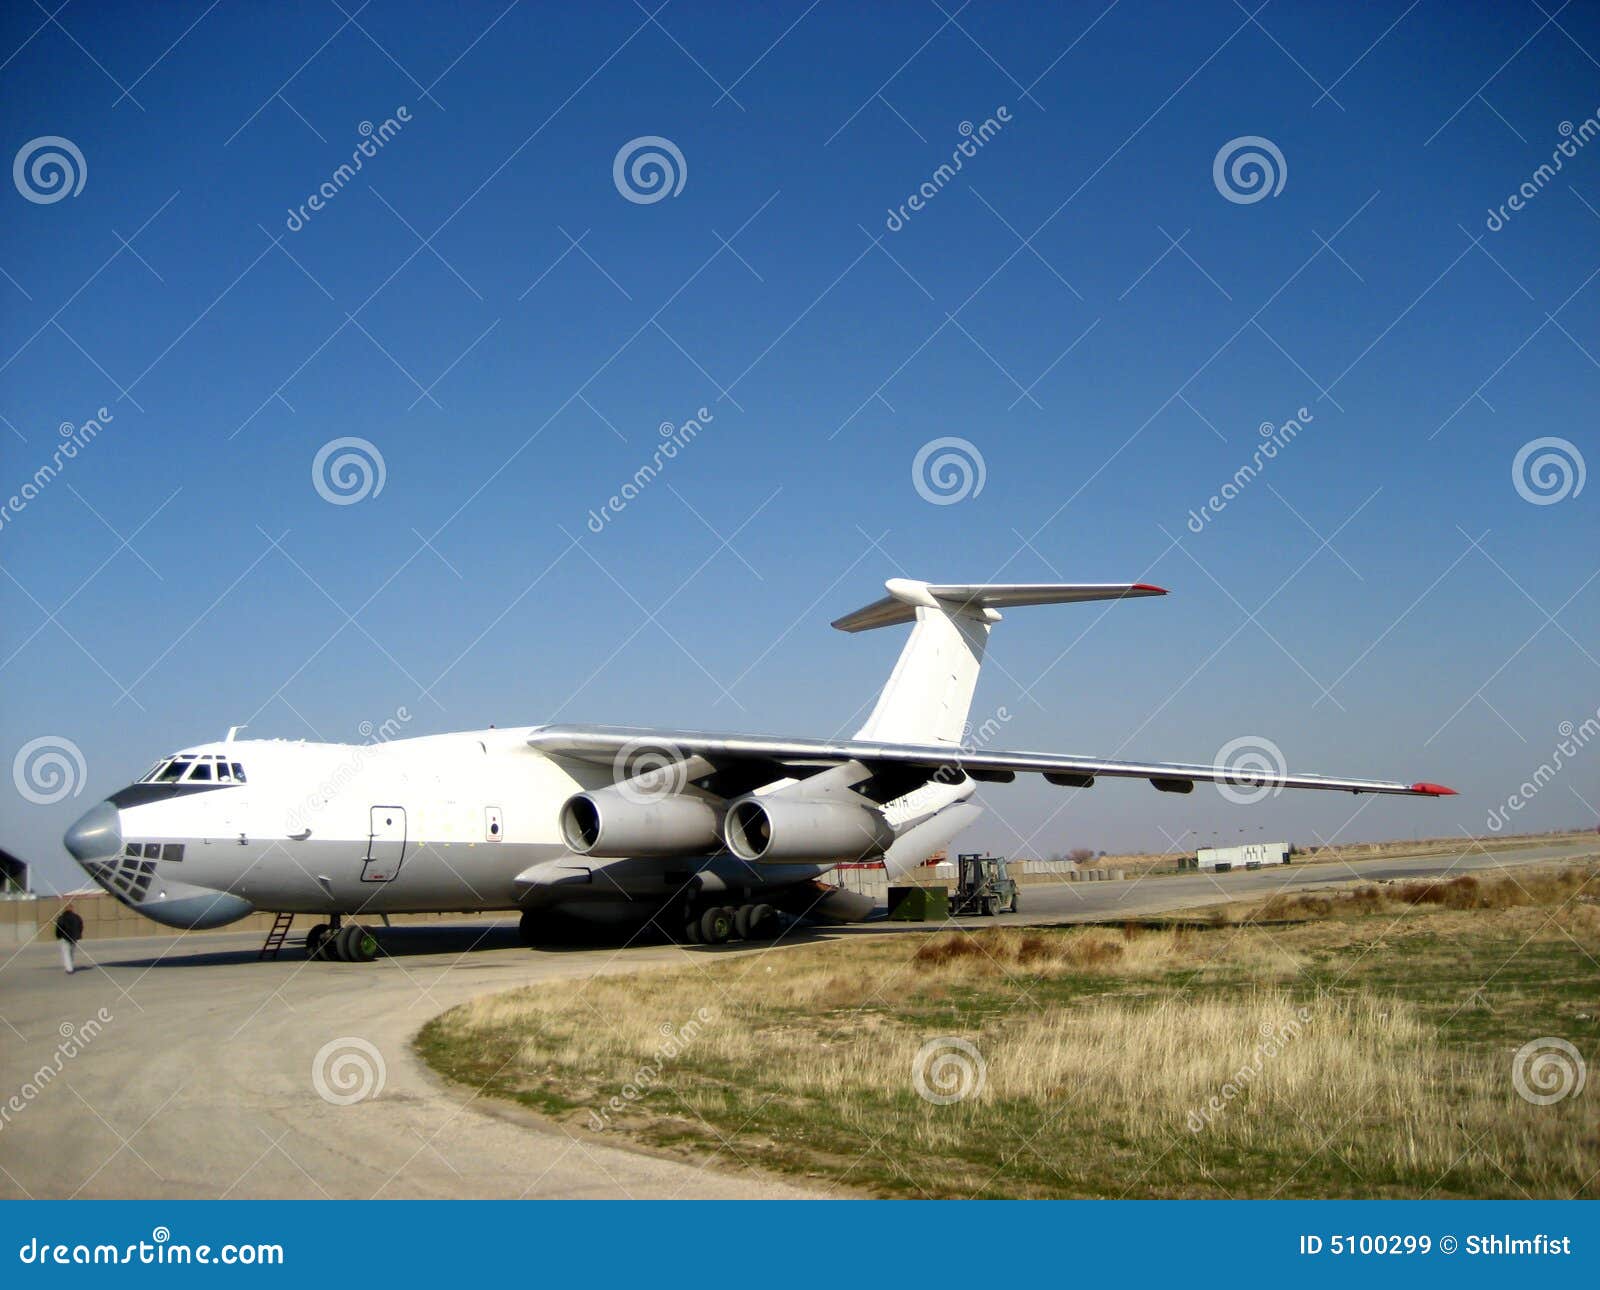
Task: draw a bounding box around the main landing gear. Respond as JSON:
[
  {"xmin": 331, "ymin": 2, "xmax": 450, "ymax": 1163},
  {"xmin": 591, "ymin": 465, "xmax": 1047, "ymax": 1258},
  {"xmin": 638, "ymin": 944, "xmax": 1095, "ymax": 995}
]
[
  {"xmin": 305, "ymin": 916, "xmax": 379, "ymax": 962},
  {"xmin": 679, "ymin": 902, "xmax": 781, "ymax": 946}
]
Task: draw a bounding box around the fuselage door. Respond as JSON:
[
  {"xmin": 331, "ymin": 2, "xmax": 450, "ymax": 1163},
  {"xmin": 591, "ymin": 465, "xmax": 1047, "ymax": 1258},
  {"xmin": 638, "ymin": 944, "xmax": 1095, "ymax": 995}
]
[{"xmin": 361, "ymin": 806, "xmax": 407, "ymax": 882}]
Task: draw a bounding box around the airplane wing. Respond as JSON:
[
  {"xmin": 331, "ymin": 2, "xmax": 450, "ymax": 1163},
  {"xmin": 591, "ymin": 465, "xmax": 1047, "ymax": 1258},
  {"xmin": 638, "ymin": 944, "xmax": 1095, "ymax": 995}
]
[{"xmin": 525, "ymin": 724, "xmax": 1456, "ymax": 797}]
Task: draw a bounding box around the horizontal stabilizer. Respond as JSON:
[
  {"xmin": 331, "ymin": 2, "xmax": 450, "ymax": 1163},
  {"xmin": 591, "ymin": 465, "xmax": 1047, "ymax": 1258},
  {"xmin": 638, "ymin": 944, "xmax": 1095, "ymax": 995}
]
[{"xmin": 832, "ymin": 579, "xmax": 1166, "ymax": 632}]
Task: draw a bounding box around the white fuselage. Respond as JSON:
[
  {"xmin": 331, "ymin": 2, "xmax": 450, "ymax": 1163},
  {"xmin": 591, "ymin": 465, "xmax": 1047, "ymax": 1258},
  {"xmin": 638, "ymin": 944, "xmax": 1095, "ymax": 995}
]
[{"xmin": 65, "ymin": 729, "xmax": 978, "ymax": 931}]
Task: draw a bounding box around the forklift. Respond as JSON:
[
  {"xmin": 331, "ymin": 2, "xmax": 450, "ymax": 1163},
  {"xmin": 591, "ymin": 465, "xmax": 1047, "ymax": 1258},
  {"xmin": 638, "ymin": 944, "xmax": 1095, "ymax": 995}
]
[{"xmin": 948, "ymin": 852, "xmax": 1020, "ymax": 916}]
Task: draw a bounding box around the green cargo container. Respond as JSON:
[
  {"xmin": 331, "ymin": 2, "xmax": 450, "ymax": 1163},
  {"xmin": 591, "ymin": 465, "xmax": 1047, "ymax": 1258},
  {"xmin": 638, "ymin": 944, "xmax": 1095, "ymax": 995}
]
[{"xmin": 887, "ymin": 886, "xmax": 949, "ymax": 921}]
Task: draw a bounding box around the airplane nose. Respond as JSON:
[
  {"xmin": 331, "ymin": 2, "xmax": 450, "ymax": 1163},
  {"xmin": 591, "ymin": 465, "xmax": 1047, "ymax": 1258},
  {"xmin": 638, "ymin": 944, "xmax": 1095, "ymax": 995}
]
[{"xmin": 64, "ymin": 799, "xmax": 121, "ymax": 862}]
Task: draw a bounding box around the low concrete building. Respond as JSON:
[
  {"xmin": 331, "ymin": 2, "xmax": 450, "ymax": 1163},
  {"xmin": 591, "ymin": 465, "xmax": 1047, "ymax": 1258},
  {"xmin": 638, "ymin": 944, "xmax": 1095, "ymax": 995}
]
[{"xmin": 1196, "ymin": 841, "xmax": 1289, "ymax": 871}]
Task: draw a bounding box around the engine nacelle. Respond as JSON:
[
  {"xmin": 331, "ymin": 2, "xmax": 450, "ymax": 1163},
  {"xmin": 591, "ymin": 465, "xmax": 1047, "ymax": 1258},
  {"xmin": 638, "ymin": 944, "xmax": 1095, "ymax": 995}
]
[
  {"xmin": 559, "ymin": 789, "xmax": 721, "ymax": 858},
  {"xmin": 723, "ymin": 795, "xmax": 896, "ymax": 863}
]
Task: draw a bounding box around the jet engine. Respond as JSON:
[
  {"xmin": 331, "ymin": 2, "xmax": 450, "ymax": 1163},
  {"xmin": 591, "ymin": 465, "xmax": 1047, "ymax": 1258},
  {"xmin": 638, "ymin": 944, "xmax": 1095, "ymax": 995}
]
[
  {"xmin": 722, "ymin": 794, "xmax": 895, "ymax": 863},
  {"xmin": 559, "ymin": 788, "xmax": 721, "ymax": 858}
]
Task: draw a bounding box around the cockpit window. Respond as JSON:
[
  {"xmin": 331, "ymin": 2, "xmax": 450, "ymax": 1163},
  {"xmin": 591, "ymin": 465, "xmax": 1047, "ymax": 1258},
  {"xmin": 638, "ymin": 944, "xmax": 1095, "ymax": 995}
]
[{"xmin": 140, "ymin": 753, "xmax": 247, "ymax": 784}]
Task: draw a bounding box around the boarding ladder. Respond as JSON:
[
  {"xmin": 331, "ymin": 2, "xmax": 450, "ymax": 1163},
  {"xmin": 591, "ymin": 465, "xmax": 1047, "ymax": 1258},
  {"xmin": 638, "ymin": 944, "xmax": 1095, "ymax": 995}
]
[{"xmin": 258, "ymin": 912, "xmax": 295, "ymax": 960}]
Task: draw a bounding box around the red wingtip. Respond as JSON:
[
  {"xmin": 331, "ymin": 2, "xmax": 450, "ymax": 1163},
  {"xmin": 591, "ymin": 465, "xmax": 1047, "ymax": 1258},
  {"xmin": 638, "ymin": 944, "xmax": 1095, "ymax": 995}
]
[
  {"xmin": 1410, "ymin": 782, "xmax": 1457, "ymax": 797},
  {"xmin": 1132, "ymin": 583, "xmax": 1168, "ymax": 594}
]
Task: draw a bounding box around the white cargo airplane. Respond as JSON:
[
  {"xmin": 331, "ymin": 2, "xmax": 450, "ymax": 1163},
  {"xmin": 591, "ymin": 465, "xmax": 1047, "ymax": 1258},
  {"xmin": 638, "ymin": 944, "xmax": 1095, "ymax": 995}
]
[{"xmin": 63, "ymin": 579, "xmax": 1454, "ymax": 959}]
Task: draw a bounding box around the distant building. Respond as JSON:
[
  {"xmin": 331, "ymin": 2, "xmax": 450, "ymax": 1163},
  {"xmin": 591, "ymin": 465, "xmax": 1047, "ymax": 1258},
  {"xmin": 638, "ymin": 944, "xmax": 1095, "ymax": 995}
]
[
  {"xmin": 1196, "ymin": 842, "xmax": 1289, "ymax": 871},
  {"xmin": 0, "ymin": 845, "xmax": 28, "ymax": 897}
]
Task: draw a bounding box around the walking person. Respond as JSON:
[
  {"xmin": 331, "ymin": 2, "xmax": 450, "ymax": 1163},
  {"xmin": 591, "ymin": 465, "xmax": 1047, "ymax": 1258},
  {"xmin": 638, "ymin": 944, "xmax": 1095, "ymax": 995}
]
[{"xmin": 54, "ymin": 901, "xmax": 83, "ymax": 974}]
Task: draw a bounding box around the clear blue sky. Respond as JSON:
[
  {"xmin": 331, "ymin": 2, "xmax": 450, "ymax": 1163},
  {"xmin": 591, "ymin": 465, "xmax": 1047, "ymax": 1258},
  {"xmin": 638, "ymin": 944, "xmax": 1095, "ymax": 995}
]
[{"xmin": 3, "ymin": 0, "xmax": 1597, "ymax": 892}]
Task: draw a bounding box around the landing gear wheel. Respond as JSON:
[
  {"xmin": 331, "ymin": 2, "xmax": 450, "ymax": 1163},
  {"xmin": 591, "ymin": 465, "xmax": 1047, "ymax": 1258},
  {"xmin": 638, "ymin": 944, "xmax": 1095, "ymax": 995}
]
[
  {"xmin": 305, "ymin": 923, "xmax": 330, "ymax": 959},
  {"xmin": 699, "ymin": 906, "xmax": 734, "ymax": 945},
  {"xmin": 336, "ymin": 924, "xmax": 378, "ymax": 962},
  {"xmin": 746, "ymin": 903, "xmax": 778, "ymax": 941},
  {"xmin": 682, "ymin": 913, "xmax": 704, "ymax": 945},
  {"xmin": 733, "ymin": 905, "xmax": 753, "ymax": 940},
  {"xmin": 518, "ymin": 910, "xmax": 545, "ymax": 947}
]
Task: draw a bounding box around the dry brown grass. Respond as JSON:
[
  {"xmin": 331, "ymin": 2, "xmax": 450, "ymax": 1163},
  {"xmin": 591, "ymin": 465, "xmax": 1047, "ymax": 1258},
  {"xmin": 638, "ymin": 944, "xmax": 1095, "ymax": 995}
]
[
  {"xmin": 420, "ymin": 863, "xmax": 1600, "ymax": 1197},
  {"xmin": 1246, "ymin": 864, "xmax": 1599, "ymax": 925}
]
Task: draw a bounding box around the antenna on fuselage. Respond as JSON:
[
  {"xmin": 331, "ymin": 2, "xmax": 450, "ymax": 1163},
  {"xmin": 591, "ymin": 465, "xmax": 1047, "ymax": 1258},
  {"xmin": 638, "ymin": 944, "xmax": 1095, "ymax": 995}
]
[{"xmin": 225, "ymin": 725, "xmax": 246, "ymax": 743}]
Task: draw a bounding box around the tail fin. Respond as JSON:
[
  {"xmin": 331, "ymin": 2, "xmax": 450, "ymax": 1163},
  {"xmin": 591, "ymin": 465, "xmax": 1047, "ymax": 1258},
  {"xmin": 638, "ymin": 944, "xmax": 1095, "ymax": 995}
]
[{"xmin": 832, "ymin": 579, "xmax": 1166, "ymax": 745}]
